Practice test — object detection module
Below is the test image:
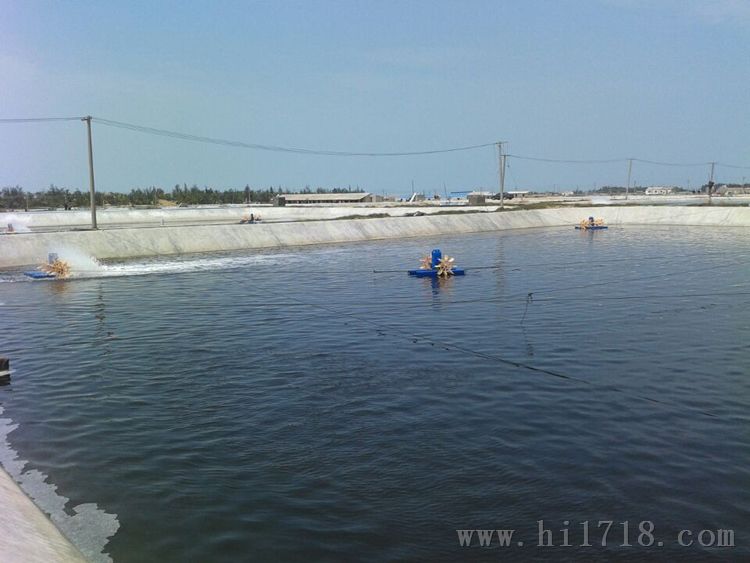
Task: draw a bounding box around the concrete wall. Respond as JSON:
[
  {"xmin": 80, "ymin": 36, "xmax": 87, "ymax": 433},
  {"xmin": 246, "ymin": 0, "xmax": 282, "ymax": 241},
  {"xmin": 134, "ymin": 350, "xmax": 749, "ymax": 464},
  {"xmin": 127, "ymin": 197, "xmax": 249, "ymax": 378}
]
[
  {"xmin": 1, "ymin": 203, "xmax": 748, "ymax": 558},
  {"xmin": 0, "ymin": 205, "xmax": 490, "ymax": 230},
  {"xmin": 0, "ymin": 467, "xmax": 87, "ymax": 562},
  {"xmin": 2, "ymin": 206, "xmax": 749, "ymax": 268}
]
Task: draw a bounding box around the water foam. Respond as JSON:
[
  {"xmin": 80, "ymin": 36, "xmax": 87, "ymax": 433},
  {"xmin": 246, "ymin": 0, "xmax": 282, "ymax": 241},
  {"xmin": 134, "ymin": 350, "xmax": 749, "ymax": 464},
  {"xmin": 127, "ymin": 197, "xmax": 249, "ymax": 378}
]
[
  {"xmin": 48, "ymin": 244, "xmax": 105, "ymax": 275},
  {"xmin": 589, "ymin": 196, "xmax": 615, "ymax": 205},
  {"xmin": 6, "ymin": 244, "xmax": 343, "ymax": 282},
  {"xmin": 97, "ymin": 251, "xmax": 298, "ymax": 278},
  {"xmin": 0, "ymin": 405, "xmax": 119, "ymax": 563},
  {"xmin": 1, "ymin": 213, "xmax": 32, "ymax": 233}
]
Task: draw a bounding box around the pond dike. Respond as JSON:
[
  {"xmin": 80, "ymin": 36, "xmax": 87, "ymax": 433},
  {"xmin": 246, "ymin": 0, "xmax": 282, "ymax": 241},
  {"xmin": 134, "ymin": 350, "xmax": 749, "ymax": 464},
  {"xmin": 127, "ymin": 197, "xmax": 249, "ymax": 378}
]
[
  {"xmin": 1, "ymin": 203, "xmax": 749, "ymax": 559},
  {"xmin": 2, "ymin": 206, "xmax": 750, "ymax": 268},
  {"xmin": 0, "ymin": 467, "xmax": 87, "ymax": 562}
]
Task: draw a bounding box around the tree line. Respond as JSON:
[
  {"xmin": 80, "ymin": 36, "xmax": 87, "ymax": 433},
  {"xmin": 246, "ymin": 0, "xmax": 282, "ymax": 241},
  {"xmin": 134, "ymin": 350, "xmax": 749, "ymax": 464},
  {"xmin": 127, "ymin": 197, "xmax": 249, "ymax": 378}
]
[{"xmin": 0, "ymin": 184, "xmax": 365, "ymax": 210}]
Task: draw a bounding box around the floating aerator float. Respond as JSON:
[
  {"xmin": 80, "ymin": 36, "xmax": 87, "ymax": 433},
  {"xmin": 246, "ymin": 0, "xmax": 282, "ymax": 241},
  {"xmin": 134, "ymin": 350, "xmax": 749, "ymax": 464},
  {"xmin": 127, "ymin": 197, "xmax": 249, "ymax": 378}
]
[
  {"xmin": 408, "ymin": 249, "xmax": 465, "ymax": 278},
  {"xmin": 24, "ymin": 253, "xmax": 71, "ymax": 280},
  {"xmin": 575, "ymin": 216, "xmax": 608, "ymax": 230}
]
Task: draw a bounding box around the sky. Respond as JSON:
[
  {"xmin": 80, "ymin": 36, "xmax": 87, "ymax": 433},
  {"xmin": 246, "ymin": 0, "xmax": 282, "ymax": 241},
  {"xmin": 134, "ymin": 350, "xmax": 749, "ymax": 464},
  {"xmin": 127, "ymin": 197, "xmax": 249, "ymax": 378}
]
[{"xmin": 1, "ymin": 0, "xmax": 749, "ymax": 195}]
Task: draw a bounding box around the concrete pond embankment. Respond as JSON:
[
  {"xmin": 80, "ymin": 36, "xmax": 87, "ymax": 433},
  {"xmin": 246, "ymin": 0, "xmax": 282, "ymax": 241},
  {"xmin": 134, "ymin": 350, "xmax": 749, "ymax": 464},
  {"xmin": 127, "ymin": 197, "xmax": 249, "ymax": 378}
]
[
  {"xmin": 0, "ymin": 466, "xmax": 88, "ymax": 562},
  {"xmin": 1, "ymin": 205, "xmax": 749, "ymax": 268},
  {"xmin": 1, "ymin": 203, "xmax": 749, "ymax": 560}
]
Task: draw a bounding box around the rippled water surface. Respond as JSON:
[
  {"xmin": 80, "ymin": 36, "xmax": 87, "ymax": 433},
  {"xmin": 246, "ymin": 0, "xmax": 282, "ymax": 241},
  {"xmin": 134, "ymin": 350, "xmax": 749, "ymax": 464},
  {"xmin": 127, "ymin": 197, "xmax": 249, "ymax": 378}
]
[{"xmin": 2, "ymin": 226, "xmax": 750, "ymax": 562}]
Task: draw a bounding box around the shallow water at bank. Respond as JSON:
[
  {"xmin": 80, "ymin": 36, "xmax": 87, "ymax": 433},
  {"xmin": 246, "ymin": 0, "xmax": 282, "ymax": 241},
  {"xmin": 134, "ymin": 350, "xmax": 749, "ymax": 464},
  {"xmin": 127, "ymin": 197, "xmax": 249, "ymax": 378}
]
[{"xmin": 1, "ymin": 226, "xmax": 750, "ymax": 561}]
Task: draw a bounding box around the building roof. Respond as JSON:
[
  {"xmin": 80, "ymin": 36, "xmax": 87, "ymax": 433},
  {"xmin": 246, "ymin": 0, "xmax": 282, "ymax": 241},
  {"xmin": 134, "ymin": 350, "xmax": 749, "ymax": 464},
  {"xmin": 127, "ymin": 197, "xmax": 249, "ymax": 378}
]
[
  {"xmin": 716, "ymin": 186, "xmax": 750, "ymax": 194},
  {"xmin": 281, "ymin": 192, "xmax": 371, "ymax": 202}
]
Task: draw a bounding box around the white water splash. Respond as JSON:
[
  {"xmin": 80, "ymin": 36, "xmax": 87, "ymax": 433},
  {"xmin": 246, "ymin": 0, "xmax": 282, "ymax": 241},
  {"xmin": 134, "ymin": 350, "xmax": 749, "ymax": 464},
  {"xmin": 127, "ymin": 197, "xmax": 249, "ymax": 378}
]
[
  {"xmin": 7, "ymin": 245, "xmax": 349, "ymax": 282},
  {"xmin": 47, "ymin": 245, "xmax": 105, "ymax": 275},
  {"xmin": 0, "ymin": 406, "xmax": 119, "ymax": 562},
  {"xmin": 589, "ymin": 196, "xmax": 615, "ymax": 205},
  {"xmin": 1, "ymin": 213, "xmax": 32, "ymax": 233},
  {"xmin": 96, "ymin": 251, "xmax": 299, "ymax": 278}
]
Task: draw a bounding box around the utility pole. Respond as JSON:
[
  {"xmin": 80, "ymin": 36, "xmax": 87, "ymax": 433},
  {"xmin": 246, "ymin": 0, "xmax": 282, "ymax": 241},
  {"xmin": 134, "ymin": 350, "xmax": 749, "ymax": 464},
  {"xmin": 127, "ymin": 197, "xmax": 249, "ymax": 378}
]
[
  {"xmin": 707, "ymin": 161, "xmax": 716, "ymax": 204},
  {"xmin": 82, "ymin": 116, "xmax": 98, "ymax": 229},
  {"xmin": 625, "ymin": 158, "xmax": 633, "ymax": 201},
  {"xmin": 497, "ymin": 142, "xmax": 506, "ymax": 209}
]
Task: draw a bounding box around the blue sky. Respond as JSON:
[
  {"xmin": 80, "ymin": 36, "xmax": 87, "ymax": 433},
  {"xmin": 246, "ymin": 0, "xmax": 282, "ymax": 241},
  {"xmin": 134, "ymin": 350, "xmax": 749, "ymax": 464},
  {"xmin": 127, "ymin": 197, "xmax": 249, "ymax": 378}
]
[{"xmin": 1, "ymin": 0, "xmax": 749, "ymax": 195}]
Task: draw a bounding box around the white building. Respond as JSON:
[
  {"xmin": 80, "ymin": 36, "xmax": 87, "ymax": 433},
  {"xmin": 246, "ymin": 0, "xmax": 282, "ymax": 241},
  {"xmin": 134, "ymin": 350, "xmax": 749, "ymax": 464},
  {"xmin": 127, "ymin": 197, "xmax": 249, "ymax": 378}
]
[
  {"xmin": 644, "ymin": 186, "xmax": 674, "ymax": 195},
  {"xmin": 715, "ymin": 185, "xmax": 750, "ymax": 196},
  {"xmin": 279, "ymin": 192, "xmax": 375, "ymax": 204}
]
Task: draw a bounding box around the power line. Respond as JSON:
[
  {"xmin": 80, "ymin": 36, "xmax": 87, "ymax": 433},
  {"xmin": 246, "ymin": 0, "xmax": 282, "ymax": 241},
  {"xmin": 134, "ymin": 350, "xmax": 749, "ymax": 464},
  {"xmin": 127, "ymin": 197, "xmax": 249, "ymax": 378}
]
[
  {"xmin": 507, "ymin": 154, "xmax": 626, "ymax": 164},
  {"xmin": 632, "ymin": 158, "xmax": 710, "ymax": 167},
  {"xmin": 457, "ymin": 259, "xmax": 744, "ymax": 307},
  {"xmin": 0, "ymin": 117, "xmax": 85, "ymax": 123},
  {"xmin": 374, "ymin": 250, "xmax": 724, "ymax": 273},
  {"xmin": 507, "ymin": 154, "xmax": 711, "ymax": 167},
  {"xmin": 365, "ymin": 258, "xmax": 747, "ymax": 309},
  {"xmin": 3, "ymin": 115, "xmax": 749, "ymax": 168},
  {"xmin": 717, "ymin": 162, "xmax": 750, "ymax": 170},
  {"xmin": 288, "ymin": 296, "xmax": 718, "ymax": 418},
  {"xmin": 508, "ymin": 154, "xmax": 750, "ymax": 169},
  {"xmin": 90, "ymin": 117, "xmax": 497, "ymax": 157}
]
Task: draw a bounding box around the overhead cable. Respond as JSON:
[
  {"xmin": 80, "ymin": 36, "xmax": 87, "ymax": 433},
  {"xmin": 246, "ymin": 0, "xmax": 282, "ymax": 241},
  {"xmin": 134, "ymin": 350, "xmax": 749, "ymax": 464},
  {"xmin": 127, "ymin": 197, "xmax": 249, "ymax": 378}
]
[
  {"xmin": 0, "ymin": 117, "xmax": 85, "ymax": 123},
  {"xmin": 3, "ymin": 116, "xmax": 749, "ymax": 168},
  {"xmin": 90, "ymin": 117, "xmax": 496, "ymax": 157}
]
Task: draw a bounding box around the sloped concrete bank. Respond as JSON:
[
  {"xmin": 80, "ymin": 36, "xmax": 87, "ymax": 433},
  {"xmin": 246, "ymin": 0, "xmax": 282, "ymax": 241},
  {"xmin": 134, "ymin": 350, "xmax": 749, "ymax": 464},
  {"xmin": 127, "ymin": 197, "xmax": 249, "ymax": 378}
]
[
  {"xmin": 0, "ymin": 204, "xmax": 491, "ymax": 230},
  {"xmin": 1, "ymin": 205, "xmax": 749, "ymax": 268},
  {"xmin": 0, "ymin": 467, "xmax": 87, "ymax": 562},
  {"xmin": 1, "ymin": 204, "xmax": 748, "ymax": 560}
]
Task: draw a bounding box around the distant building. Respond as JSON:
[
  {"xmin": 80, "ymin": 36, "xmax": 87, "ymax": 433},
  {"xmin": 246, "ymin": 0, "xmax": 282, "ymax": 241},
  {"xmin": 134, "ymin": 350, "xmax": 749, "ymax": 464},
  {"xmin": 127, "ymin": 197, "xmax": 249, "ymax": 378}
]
[
  {"xmin": 645, "ymin": 186, "xmax": 674, "ymax": 195},
  {"xmin": 715, "ymin": 185, "xmax": 750, "ymax": 196},
  {"xmin": 278, "ymin": 192, "xmax": 375, "ymax": 204}
]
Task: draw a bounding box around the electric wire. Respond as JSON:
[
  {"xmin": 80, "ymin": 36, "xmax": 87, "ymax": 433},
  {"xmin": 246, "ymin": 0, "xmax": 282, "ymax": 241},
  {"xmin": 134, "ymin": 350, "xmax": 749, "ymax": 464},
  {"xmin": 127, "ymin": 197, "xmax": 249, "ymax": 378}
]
[
  {"xmin": 1, "ymin": 257, "xmax": 736, "ymax": 417},
  {"xmin": 430, "ymin": 259, "xmax": 745, "ymax": 308},
  {"xmin": 372, "ymin": 249, "xmax": 734, "ymax": 273},
  {"xmin": 632, "ymin": 158, "xmax": 710, "ymax": 168},
  {"xmin": 3, "ymin": 115, "xmax": 750, "ymax": 168},
  {"xmin": 506, "ymin": 154, "xmax": 627, "ymax": 164},
  {"xmin": 90, "ymin": 117, "xmax": 497, "ymax": 157},
  {"xmin": 0, "ymin": 117, "xmax": 85, "ymax": 123},
  {"xmin": 4, "ymin": 286, "xmax": 749, "ymax": 309},
  {"xmin": 17, "ymin": 250, "xmax": 731, "ymax": 278},
  {"xmin": 517, "ymin": 290, "xmax": 750, "ymax": 303},
  {"xmin": 365, "ymin": 256, "xmax": 747, "ymax": 308},
  {"xmin": 506, "ymin": 154, "xmax": 750, "ymax": 169},
  {"xmin": 287, "ymin": 296, "xmax": 718, "ymax": 419}
]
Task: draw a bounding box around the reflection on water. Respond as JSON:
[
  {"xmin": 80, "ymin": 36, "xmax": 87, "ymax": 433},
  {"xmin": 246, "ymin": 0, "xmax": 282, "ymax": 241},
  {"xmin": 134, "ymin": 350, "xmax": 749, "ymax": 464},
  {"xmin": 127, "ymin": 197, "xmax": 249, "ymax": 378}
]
[{"xmin": 1, "ymin": 226, "xmax": 750, "ymax": 562}]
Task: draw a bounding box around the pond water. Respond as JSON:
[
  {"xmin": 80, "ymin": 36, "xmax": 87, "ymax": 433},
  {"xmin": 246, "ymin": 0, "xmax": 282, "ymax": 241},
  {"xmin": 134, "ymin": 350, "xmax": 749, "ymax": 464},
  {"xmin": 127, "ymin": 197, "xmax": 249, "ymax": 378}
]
[{"xmin": 1, "ymin": 226, "xmax": 749, "ymax": 562}]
